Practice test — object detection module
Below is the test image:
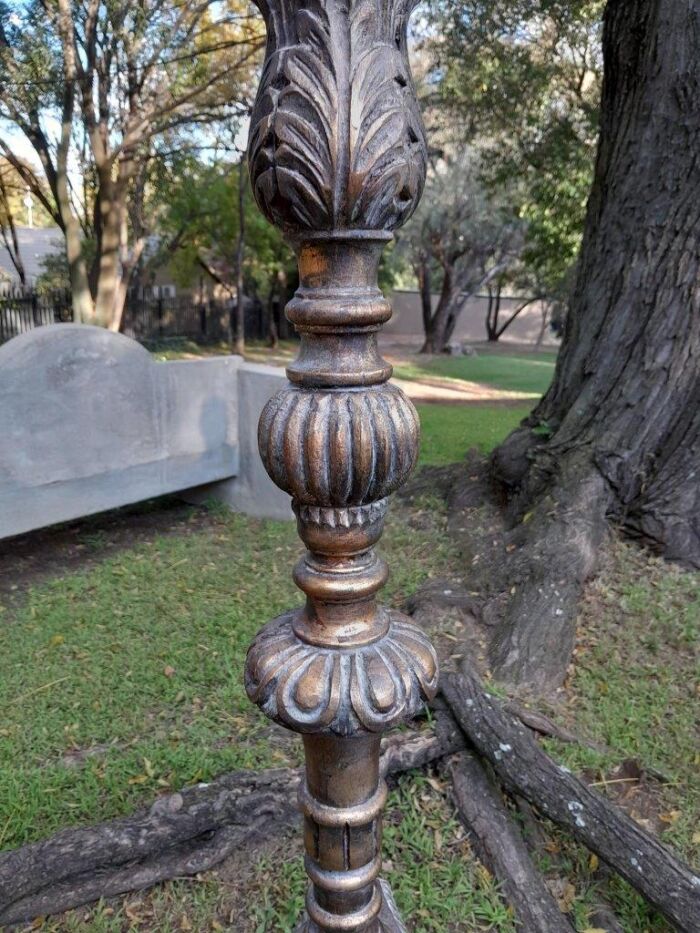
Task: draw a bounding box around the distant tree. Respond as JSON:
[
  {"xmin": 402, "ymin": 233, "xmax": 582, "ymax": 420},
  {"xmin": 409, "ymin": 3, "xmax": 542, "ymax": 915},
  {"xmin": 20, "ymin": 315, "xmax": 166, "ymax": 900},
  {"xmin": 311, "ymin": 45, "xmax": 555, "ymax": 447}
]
[
  {"xmin": 482, "ymin": 278, "xmax": 539, "ymax": 343},
  {"xmin": 0, "ymin": 159, "xmax": 25, "ymax": 284},
  {"xmin": 398, "ymin": 155, "xmax": 523, "ymax": 353},
  {"xmin": 35, "ymin": 250, "xmax": 71, "ymax": 294},
  {"xmin": 159, "ymin": 155, "xmax": 295, "ymax": 348},
  {"xmin": 430, "ymin": 0, "xmax": 603, "ymax": 299},
  {"xmin": 0, "ymin": 0, "xmax": 262, "ymax": 327}
]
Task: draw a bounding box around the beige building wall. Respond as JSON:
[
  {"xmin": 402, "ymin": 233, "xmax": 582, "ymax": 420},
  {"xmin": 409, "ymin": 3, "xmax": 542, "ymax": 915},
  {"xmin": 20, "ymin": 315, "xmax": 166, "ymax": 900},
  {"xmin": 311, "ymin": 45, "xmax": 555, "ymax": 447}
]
[{"xmin": 387, "ymin": 290, "xmax": 559, "ymax": 347}]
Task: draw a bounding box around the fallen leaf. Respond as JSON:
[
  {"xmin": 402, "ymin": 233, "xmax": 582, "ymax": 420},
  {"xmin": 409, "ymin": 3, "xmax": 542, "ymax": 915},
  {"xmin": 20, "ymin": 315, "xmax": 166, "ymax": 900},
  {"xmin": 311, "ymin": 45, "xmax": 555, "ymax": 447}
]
[
  {"xmin": 588, "ymin": 853, "xmax": 599, "ymax": 871},
  {"xmin": 125, "ymin": 903, "xmax": 143, "ymax": 922},
  {"xmin": 547, "ymin": 879, "xmax": 576, "ymax": 912},
  {"xmin": 163, "ymin": 665, "xmax": 176, "ymax": 678}
]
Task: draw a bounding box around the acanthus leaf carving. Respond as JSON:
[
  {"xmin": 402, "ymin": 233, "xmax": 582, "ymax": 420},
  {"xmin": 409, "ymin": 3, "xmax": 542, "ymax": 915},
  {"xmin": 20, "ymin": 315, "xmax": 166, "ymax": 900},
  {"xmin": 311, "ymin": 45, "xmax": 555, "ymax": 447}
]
[{"xmin": 248, "ymin": 0, "xmax": 427, "ymax": 235}]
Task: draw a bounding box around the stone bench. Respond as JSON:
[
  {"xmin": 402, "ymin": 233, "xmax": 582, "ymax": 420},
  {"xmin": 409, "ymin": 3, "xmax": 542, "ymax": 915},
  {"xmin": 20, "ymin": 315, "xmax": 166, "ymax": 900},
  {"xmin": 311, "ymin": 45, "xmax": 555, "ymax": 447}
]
[{"xmin": 0, "ymin": 325, "xmax": 291, "ymax": 540}]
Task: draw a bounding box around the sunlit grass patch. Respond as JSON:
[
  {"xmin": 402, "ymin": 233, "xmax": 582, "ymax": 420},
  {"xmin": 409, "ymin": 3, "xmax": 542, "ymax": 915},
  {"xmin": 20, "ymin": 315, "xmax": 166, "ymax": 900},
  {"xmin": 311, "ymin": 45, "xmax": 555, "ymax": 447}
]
[
  {"xmin": 394, "ymin": 349, "xmax": 556, "ymax": 396},
  {"xmin": 416, "ymin": 403, "xmax": 532, "ymax": 466},
  {"xmin": 0, "ymin": 497, "xmax": 457, "ymax": 850}
]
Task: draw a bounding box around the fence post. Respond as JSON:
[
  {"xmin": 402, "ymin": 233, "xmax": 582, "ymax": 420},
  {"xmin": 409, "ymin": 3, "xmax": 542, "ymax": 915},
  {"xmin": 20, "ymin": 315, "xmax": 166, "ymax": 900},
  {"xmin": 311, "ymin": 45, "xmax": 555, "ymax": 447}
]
[
  {"xmin": 157, "ymin": 297, "xmax": 164, "ymax": 337},
  {"xmin": 200, "ymin": 303, "xmax": 207, "ymax": 339},
  {"xmin": 31, "ymin": 292, "xmax": 41, "ymax": 327}
]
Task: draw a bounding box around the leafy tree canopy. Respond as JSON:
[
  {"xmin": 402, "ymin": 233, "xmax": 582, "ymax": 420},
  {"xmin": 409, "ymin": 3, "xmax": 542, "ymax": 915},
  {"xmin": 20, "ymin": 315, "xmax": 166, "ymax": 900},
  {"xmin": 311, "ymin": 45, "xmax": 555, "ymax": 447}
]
[
  {"xmin": 157, "ymin": 154, "xmax": 295, "ymax": 301},
  {"xmin": 428, "ymin": 0, "xmax": 604, "ymax": 294}
]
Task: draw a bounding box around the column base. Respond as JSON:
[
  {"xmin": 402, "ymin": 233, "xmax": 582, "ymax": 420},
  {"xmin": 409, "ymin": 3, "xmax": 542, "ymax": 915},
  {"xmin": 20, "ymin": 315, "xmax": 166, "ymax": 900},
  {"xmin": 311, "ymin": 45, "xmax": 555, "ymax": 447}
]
[{"xmin": 295, "ymin": 881, "xmax": 407, "ymax": 933}]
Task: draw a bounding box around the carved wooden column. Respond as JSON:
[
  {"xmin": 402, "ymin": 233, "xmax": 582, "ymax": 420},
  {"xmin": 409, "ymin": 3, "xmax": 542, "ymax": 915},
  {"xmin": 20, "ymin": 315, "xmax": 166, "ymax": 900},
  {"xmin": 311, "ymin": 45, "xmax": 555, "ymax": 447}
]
[{"xmin": 244, "ymin": 1, "xmax": 438, "ymax": 929}]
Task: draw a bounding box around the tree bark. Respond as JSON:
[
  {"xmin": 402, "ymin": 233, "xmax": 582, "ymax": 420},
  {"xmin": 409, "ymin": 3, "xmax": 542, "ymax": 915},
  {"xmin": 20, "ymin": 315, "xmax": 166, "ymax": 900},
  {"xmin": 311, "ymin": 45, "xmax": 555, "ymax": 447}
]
[
  {"xmin": 417, "ymin": 254, "xmax": 433, "ymax": 337},
  {"xmin": 487, "ymin": 0, "xmax": 700, "ymax": 688},
  {"xmin": 420, "ymin": 265, "xmax": 454, "ymax": 352},
  {"xmin": 54, "ymin": 0, "xmax": 94, "ymax": 324},
  {"xmin": 0, "ymin": 169, "xmax": 26, "ymax": 285},
  {"xmin": 92, "ymin": 171, "xmax": 124, "ymax": 328},
  {"xmin": 485, "ymin": 282, "xmax": 500, "ymax": 342},
  {"xmin": 234, "ymin": 157, "xmax": 246, "ymax": 355}
]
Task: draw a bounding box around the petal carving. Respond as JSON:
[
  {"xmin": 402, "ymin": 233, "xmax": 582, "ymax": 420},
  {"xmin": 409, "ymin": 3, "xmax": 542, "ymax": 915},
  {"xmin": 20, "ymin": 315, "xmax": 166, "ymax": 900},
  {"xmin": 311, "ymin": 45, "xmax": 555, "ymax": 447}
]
[
  {"xmin": 244, "ymin": 608, "xmax": 439, "ymax": 735},
  {"xmin": 247, "ymin": 0, "xmax": 427, "ymax": 235}
]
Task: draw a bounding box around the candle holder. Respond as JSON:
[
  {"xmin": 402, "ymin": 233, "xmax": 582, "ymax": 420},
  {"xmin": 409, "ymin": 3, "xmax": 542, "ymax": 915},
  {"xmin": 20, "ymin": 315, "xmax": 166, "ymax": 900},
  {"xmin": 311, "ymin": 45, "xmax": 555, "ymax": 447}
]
[{"xmin": 244, "ymin": 1, "xmax": 438, "ymax": 929}]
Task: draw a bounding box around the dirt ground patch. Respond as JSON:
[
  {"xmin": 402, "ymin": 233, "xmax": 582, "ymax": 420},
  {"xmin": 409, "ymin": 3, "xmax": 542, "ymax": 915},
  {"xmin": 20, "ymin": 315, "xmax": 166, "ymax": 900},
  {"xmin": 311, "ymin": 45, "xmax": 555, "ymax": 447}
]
[{"xmin": 0, "ymin": 498, "xmax": 216, "ymax": 606}]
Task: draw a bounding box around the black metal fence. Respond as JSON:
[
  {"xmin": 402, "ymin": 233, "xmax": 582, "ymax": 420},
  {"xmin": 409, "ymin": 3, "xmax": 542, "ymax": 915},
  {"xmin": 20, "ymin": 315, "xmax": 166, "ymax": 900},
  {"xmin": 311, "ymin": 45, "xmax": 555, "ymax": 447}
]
[
  {"xmin": 0, "ymin": 287, "xmax": 293, "ymax": 347},
  {"xmin": 0, "ymin": 287, "xmax": 73, "ymax": 344}
]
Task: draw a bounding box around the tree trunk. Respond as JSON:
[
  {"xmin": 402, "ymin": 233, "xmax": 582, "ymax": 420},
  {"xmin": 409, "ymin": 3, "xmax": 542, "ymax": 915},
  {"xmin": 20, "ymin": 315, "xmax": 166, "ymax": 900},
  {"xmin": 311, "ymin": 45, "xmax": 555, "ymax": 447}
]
[
  {"xmin": 420, "ymin": 267, "xmax": 457, "ymax": 353},
  {"xmin": 92, "ymin": 169, "xmax": 127, "ymax": 330},
  {"xmin": 535, "ymin": 302, "xmax": 550, "ymax": 346},
  {"xmin": 234, "ymin": 157, "xmax": 246, "ymax": 355},
  {"xmin": 55, "ymin": 152, "xmax": 92, "ymax": 323},
  {"xmin": 111, "ymin": 236, "xmax": 145, "ymax": 334},
  {"xmin": 0, "ymin": 172, "xmax": 26, "ymax": 285},
  {"xmin": 417, "ymin": 255, "xmax": 433, "ymax": 336},
  {"xmin": 494, "ymin": 296, "xmax": 538, "ymax": 341},
  {"xmin": 486, "ymin": 0, "xmax": 700, "ymax": 689},
  {"xmin": 268, "ymin": 290, "xmax": 279, "ymax": 348},
  {"xmin": 485, "ymin": 282, "xmax": 501, "ymax": 342},
  {"xmin": 63, "ymin": 209, "xmax": 93, "ymax": 325}
]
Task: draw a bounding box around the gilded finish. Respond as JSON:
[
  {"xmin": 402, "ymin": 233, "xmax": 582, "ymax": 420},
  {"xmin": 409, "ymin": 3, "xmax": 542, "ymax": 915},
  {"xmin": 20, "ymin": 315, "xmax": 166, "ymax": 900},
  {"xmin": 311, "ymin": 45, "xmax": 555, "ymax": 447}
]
[{"xmin": 244, "ymin": 0, "xmax": 436, "ymax": 928}]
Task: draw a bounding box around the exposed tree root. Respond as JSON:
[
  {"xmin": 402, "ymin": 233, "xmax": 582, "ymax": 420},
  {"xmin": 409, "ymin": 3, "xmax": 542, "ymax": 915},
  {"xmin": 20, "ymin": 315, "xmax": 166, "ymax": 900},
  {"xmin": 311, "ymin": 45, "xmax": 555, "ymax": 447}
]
[
  {"xmin": 448, "ymin": 750, "xmax": 574, "ymax": 932},
  {"xmin": 0, "ymin": 727, "xmax": 461, "ymax": 926},
  {"xmin": 441, "ymin": 671, "xmax": 700, "ymax": 932}
]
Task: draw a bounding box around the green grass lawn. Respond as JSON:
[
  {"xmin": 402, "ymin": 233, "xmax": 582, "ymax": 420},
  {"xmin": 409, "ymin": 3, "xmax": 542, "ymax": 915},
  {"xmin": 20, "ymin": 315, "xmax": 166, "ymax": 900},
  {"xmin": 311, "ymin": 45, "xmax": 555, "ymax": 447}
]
[
  {"xmin": 150, "ymin": 338, "xmax": 556, "ymax": 397},
  {"xmin": 0, "ymin": 400, "xmax": 526, "ymax": 852},
  {"xmin": 394, "ymin": 350, "xmax": 557, "ymax": 396},
  {"xmin": 0, "ymin": 492, "xmax": 520, "ymax": 932},
  {"xmin": 16, "ymin": 514, "xmax": 696, "ymax": 933},
  {"xmin": 417, "ymin": 403, "xmax": 531, "ymax": 466},
  {"xmin": 0, "ymin": 500, "xmax": 459, "ymax": 851}
]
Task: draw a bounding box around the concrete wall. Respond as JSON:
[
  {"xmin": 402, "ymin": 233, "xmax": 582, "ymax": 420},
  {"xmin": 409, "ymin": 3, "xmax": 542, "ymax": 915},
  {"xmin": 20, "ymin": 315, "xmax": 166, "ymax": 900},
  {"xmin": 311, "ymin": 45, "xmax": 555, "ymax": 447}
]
[
  {"xmin": 185, "ymin": 362, "xmax": 293, "ymax": 520},
  {"xmin": 0, "ymin": 325, "xmax": 290, "ymax": 540},
  {"xmin": 387, "ymin": 290, "xmax": 559, "ymax": 346}
]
